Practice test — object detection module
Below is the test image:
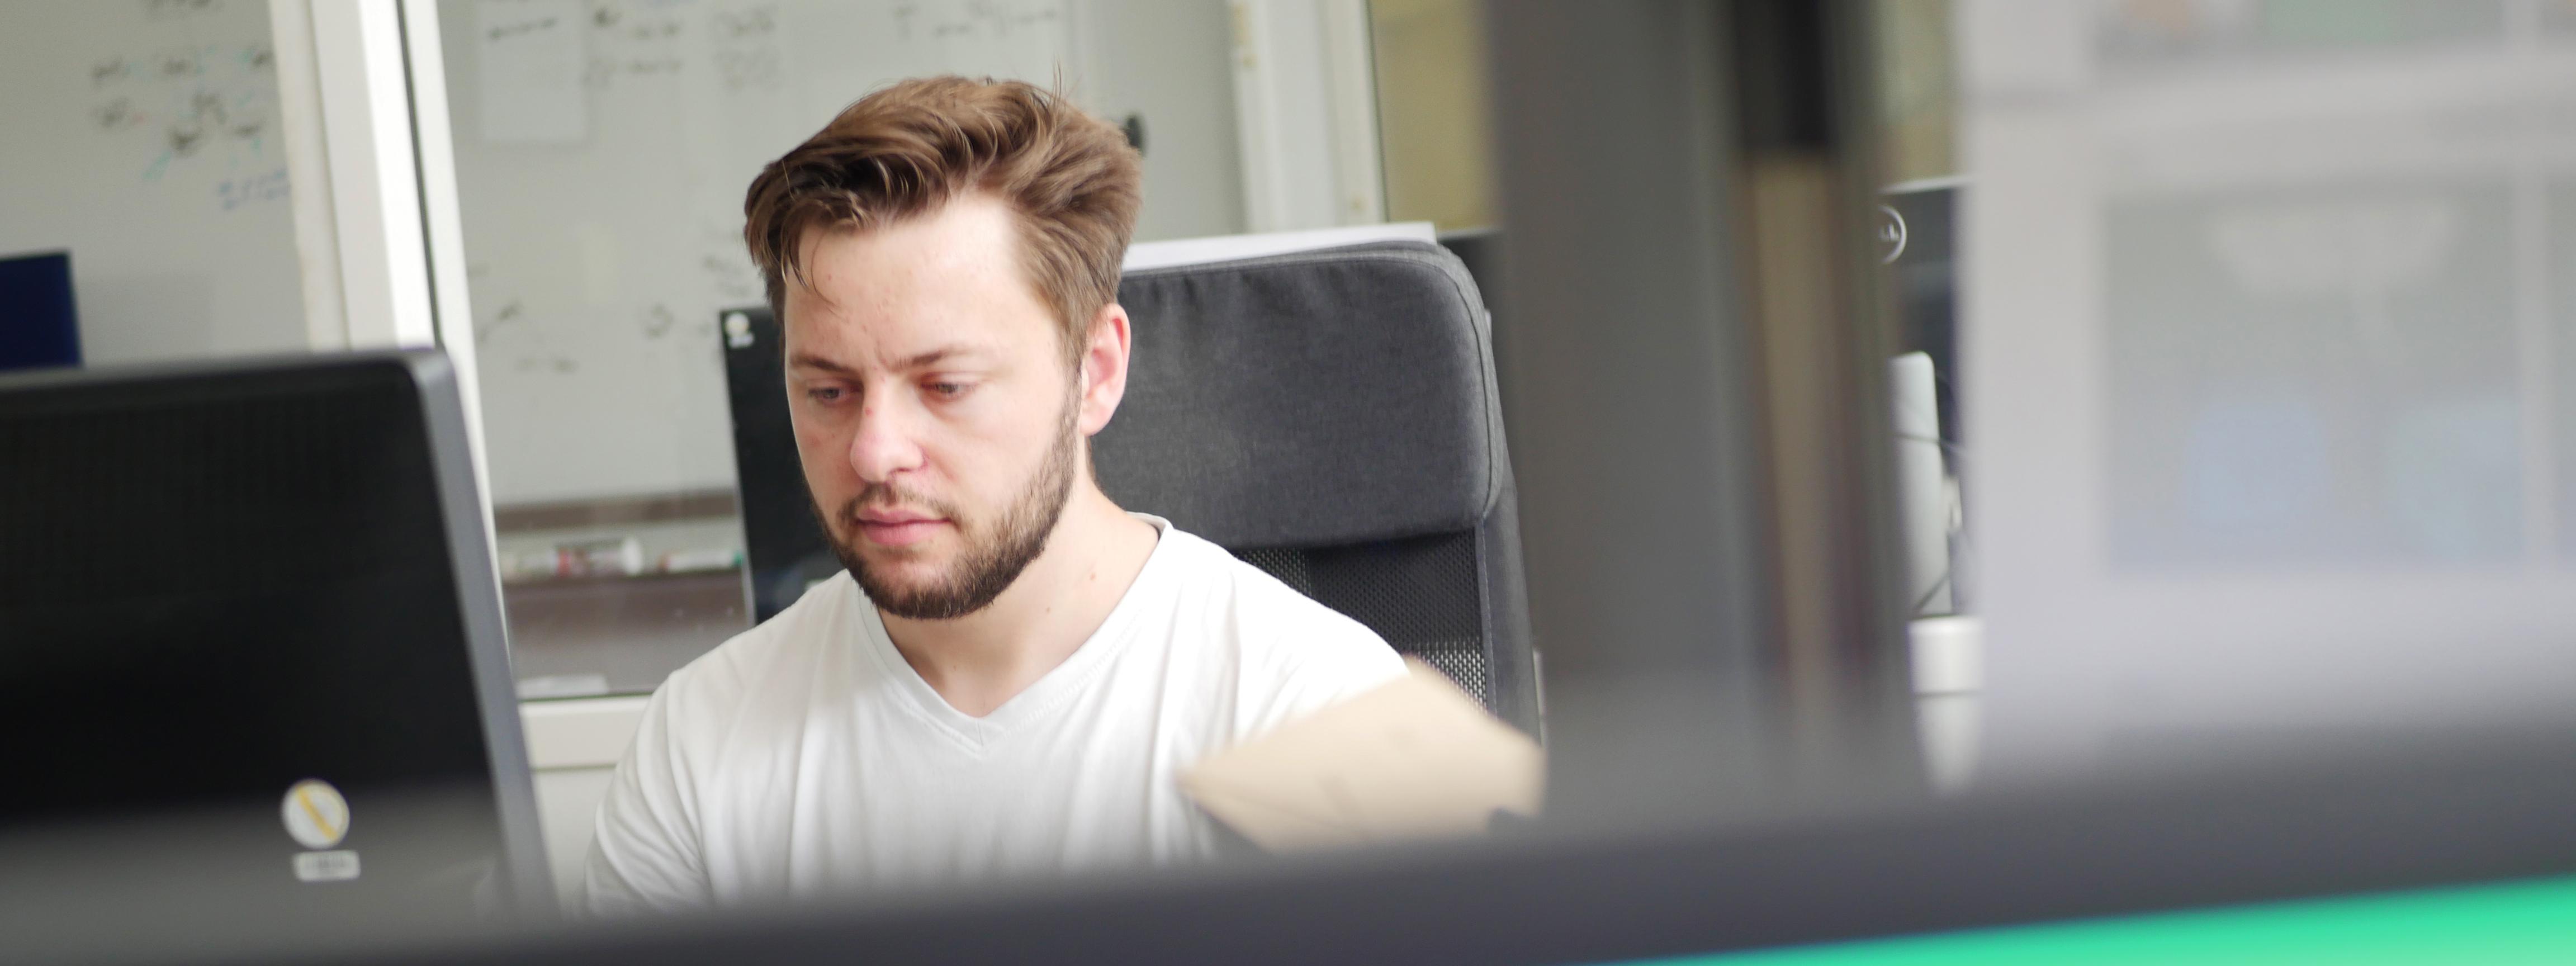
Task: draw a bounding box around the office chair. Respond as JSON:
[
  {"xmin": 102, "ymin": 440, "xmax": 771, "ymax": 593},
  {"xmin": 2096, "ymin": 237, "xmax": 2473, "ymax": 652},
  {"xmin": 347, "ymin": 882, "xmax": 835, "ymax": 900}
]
[{"xmin": 1097, "ymin": 240, "xmax": 1541, "ymax": 736}]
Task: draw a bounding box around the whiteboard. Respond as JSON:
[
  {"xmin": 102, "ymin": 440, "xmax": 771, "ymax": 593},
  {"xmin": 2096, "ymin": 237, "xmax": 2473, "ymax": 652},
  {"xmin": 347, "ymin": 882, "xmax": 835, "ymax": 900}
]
[
  {"xmin": 441, "ymin": 0, "xmax": 1090, "ymax": 507},
  {"xmin": 0, "ymin": 0, "xmax": 307, "ymax": 367}
]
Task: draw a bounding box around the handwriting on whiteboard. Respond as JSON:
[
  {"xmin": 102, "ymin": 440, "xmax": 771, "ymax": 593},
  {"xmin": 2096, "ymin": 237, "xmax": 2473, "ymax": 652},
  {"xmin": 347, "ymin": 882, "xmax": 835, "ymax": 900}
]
[
  {"xmin": 893, "ymin": 0, "xmax": 1062, "ymax": 41},
  {"xmin": 478, "ymin": 0, "xmax": 589, "ymax": 143},
  {"xmin": 89, "ymin": 34, "xmax": 278, "ymax": 192},
  {"xmin": 215, "ymin": 167, "xmax": 289, "ymax": 211},
  {"xmin": 141, "ymin": 0, "xmax": 224, "ymax": 21}
]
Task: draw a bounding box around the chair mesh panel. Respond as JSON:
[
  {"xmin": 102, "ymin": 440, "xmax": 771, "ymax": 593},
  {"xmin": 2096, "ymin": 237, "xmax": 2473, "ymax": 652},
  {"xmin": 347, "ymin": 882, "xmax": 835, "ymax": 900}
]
[{"xmin": 1231, "ymin": 531, "xmax": 1490, "ymax": 709}]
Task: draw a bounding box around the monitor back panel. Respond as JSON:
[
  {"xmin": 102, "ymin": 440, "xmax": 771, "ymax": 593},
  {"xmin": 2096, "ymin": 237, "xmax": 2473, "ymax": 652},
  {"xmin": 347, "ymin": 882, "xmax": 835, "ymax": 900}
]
[{"xmin": 0, "ymin": 356, "xmax": 531, "ymax": 943}]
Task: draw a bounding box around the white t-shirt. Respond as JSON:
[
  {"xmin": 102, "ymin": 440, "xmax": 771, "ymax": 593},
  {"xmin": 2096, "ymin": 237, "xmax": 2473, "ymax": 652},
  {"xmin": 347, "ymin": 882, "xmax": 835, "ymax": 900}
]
[{"xmin": 581, "ymin": 515, "xmax": 1406, "ymax": 914}]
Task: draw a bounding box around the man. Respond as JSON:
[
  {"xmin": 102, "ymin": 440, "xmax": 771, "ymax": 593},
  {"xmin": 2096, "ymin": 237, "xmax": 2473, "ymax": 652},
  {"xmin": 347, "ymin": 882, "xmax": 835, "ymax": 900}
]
[{"xmin": 582, "ymin": 77, "xmax": 1405, "ymax": 913}]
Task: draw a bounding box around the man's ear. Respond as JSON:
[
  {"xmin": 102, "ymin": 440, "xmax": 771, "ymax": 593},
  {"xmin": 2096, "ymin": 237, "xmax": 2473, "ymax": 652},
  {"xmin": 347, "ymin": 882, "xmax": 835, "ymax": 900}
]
[{"xmin": 1075, "ymin": 302, "xmax": 1131, "ymax": 437}]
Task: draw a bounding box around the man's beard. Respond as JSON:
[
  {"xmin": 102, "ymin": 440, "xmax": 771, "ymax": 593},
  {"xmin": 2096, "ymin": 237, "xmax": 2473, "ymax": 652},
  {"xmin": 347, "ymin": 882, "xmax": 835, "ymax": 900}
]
[{"xmin": 818, "ymin": 402, "xmax": 1081, "ymax": 621}]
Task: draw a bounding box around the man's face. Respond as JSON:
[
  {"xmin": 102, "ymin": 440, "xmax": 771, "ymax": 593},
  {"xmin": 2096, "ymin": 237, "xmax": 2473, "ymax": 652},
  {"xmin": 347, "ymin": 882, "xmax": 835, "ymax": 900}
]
[{"xmin": 781, "ymin": 195, "xmax": 1083, "ymax": 620}]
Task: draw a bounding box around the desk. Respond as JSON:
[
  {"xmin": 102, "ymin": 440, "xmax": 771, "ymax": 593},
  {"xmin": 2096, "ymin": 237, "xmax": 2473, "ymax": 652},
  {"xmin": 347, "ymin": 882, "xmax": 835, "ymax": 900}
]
[{"xmin": 519, "ymin": 695, "xmax": 651, "ymax": 911}]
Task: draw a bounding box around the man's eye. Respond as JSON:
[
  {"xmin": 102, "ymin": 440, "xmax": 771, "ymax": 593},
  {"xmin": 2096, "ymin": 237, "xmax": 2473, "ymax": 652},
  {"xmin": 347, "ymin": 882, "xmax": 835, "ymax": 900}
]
[
  {"xmin": 807, "ymin": 386, "xmax": 848, "ymax": 404},
  {"xmin": 926, "ymin": 382, "xmax": 970, "ymax": 399}
]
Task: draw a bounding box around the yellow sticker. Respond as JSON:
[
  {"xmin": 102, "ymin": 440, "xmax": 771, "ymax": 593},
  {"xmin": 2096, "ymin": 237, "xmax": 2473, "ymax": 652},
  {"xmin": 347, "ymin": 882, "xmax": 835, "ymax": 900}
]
[{"xmin": 280, "ymin": 778, "xmax": 349, "ymax": 849}]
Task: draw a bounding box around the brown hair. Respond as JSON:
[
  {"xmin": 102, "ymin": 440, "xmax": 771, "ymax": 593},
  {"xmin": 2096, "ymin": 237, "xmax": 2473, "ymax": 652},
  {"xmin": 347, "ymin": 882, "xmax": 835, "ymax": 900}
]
[{"xmin": 743, "ymin": 76, "xmax": 1143, "ymax": 365}]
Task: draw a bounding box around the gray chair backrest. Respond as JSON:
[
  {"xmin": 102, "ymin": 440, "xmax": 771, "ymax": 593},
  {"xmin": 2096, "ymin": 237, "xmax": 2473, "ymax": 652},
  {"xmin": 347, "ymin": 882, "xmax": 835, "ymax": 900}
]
[{"xmin": 1096, "ymin": 240, "xmax": 1541, "ymax": 736}]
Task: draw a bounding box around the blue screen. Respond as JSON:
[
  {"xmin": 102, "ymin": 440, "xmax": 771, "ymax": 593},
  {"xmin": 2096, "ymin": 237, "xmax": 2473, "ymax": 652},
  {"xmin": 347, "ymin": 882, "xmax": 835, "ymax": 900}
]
[{"xmin": 0, "ymin": 250, "xmax": 79, "ymax": 372}]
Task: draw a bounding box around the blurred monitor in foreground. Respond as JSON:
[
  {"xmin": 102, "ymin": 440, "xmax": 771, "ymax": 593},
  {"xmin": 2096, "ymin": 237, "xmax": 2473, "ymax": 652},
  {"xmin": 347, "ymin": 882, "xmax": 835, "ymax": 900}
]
[
  {"xmin": 0, "ymin": 352, "xmax": 548, "ymax": 959},
  {"xmin": 261, "ymin": 728, "xmax": 2576, "ymax": 966}
]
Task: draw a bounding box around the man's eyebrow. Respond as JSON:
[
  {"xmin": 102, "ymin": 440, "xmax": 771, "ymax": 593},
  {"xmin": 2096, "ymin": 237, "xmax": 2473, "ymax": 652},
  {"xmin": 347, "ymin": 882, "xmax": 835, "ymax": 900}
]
[
  {"xmin": 896, "ymin": 345, "xmax": 993, "ymax": 370},
  {"xmin": 786, "ymin": 352, "xmax": 858, "ymax": 375},
  {"xmin": 785, "ymin": 345, "xmax": 995, "ymax": 375}
]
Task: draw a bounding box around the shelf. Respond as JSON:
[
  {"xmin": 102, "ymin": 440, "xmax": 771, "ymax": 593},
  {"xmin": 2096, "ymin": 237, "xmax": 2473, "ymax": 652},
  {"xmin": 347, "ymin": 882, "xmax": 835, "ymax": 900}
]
[{"xmin": 500, "ymin": 566, "xmax": 744, "ymax": 591}]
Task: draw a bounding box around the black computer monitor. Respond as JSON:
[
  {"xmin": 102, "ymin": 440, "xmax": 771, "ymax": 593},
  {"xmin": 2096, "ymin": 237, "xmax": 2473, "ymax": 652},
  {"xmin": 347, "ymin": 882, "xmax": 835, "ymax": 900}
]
[
  {"xmin": 718, "ymin": 306, "xmax": 842, "ymax": 624},
  {"xmin": 0, "ymin": 352, "xmax": 548, "ymax": 955},
  {"xmin": 1883, "ymin": 182, "xmax": 1958, "ymax": 447}
]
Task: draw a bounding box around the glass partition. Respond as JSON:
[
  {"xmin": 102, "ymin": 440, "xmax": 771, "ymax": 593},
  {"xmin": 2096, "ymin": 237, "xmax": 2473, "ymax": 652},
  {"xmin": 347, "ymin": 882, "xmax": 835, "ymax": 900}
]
[{"xmin": 433, "ymin": 0, "xmax": 1264, "ymax": 698}]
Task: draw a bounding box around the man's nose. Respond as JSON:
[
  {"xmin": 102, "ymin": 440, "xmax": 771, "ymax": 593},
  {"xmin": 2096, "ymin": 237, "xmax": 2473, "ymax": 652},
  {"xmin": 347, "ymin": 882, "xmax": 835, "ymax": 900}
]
[{"xmin": 846, "ymin": 396, "xmax": 925, "ymax": 484}]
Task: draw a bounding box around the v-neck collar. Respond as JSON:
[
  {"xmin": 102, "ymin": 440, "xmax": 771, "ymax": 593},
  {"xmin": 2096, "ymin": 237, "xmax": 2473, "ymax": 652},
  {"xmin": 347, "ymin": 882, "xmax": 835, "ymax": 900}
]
[{"xmin": 849, "ymin": 514, "xmax": 1173, "ymax": 752}]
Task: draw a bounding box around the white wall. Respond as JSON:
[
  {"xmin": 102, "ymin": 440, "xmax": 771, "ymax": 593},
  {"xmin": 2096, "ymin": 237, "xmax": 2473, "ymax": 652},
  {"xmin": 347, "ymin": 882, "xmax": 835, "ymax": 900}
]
[
  {"xmin": 1226, "ymin": 0, "xmax": 1382, "ymax": 231},
  {"xmin": 0, "ymin": 0, "xmax": 309, "ymax": 367},
  {"xmin": 1081, "ymin": 0, "xmax": 1249, "ymax": 242}
]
